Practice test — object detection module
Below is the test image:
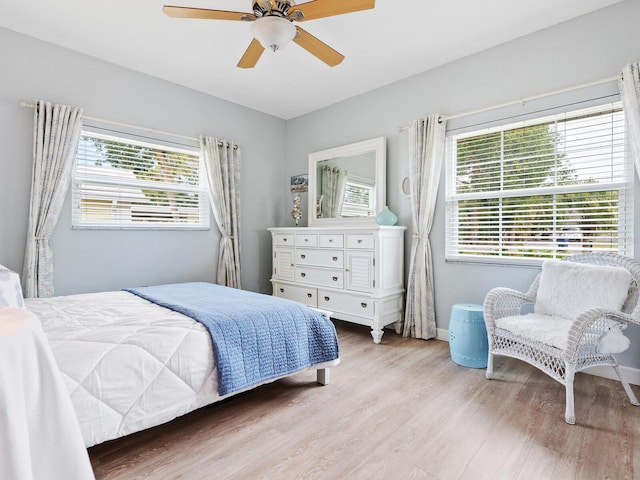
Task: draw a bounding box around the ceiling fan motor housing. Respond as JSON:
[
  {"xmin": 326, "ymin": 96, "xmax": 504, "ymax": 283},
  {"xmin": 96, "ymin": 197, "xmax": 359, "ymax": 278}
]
[{"xmin": 253, "ymin": 0, "xmax": 293, "ymax": 18}]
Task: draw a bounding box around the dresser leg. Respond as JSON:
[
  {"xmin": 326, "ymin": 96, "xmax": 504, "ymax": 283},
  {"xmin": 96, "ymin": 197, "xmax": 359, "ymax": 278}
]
[
  {"xmin": 370, "ymin": 328, "xmax": 384, "ymax": 344},
  {"xmin": 394, "ymin": 320, "xmax": 402, "ymax": 335}
]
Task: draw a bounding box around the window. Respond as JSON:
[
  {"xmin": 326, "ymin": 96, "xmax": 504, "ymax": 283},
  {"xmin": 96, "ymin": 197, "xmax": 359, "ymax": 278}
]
[
  {"xmin": 341, "ymin": 175, "xmax": 375, "ymax": 217},
  {"xmin": 446, "ymin": 103, "xmax": 633, "ymax": 264},
  {"xmin": 72, "ymin": 128, "xmax": 208, "ymax": 229}
]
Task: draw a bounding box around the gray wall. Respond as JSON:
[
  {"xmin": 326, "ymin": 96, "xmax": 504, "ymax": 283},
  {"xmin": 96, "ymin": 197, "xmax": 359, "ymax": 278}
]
[
  {"xmin": 284, "ymin": 0, "xmax": 640, "ymax": 367},
  {"xmin": 0, "ymin": 27, "xmax": 286, "ymax": 296},
  {"xmin": 2, "ymin": 1, "xmax": 640, "ymax": 369}
]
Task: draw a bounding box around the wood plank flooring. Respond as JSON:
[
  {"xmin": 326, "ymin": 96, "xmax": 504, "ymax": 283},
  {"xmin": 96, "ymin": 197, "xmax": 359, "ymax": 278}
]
[{"xmin": 89, "ymin": 320, "xmax": 640, "ymax": 479}]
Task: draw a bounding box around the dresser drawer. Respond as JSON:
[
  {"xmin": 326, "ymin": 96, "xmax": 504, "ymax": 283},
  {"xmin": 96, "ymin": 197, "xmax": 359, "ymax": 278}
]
[
  {"xmin": 296, "ymin": 267, "xmax": 344, "ymax": 289},
  {"xmin": 318, "ymin": 234, "xmax": 344, "ymax": 248},
  {"xmin": 273, "ymin": 234, "xmax": 294, "ymax": 246},
  {"xmin": 297, "ymin": 249, "xmax": 344, "ymax": 268},
  {"xmin": 296, "ymin": 234, "xmax": 318, "ymax": 247},
  {"xmin": 273, "ymin": 283, "xmax": 317, "ymax": 307},
  {"xmin": 346, "ymin": 234, "xmax": 375, "ymax": 249},
  {"xmin": 318, "ymin": 290, "xmax": 374, "ymax": 317}
]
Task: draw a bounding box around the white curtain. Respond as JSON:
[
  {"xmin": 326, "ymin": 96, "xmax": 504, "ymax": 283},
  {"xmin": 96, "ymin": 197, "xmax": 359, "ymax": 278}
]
[
  {"xmin": 403, "ymin": 114, "xmax": 447, "ymax": 339},
  {"xmin": 22, "ymin": 100, "xmax": 83, "ymax": 298},
  {"xmin": 619, "ymin": 62, "xmax": 640, "ymax": 178},
  {"xmin": 200, "ymin": 136, "xmax": 242, "ymax": 288},
  {"xmin": 321, "ymin": 166, "xmax": 347, "ymax": 218}
]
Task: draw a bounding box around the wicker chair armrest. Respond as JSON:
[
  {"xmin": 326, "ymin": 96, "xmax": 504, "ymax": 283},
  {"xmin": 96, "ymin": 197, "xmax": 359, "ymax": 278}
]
[
  {"xmin": 564, "ymin": 308, "xmax": 639, "ymax": 361},
  {"xmin": 483, "ymin": 287, "xmax": 534, "ymax": 331}
]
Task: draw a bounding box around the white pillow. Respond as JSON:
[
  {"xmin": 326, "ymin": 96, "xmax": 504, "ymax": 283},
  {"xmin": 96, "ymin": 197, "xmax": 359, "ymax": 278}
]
[
  {"xmin": 597, "ymin": 327, "xmax": 631, "ymax": 354},
  {"xmin": 534, "ymin": 260, "xmax": 632, "ymax": 320},
  {"xmin": 0, "ymin": 264, "xmax": 25, "ymax": 309}
]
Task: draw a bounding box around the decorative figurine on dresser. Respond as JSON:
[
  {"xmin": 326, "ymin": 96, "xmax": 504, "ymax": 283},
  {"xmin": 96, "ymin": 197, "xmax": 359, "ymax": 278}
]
[{"xmin": 270, "ymin": 137, "xmax": 406, "ymax": 344}]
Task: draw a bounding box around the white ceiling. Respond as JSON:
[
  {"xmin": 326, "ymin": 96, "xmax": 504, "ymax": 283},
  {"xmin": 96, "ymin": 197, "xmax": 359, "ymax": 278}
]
[{"xmin": 0, "ymin": 0, "xmax": 624, "ymax": 119}]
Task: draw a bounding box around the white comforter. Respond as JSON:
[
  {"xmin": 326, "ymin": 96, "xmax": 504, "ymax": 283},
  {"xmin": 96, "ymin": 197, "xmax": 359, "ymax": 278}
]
[{"xmin": 25, "ymin": 291, "xmax": 219, "ymax": 448}]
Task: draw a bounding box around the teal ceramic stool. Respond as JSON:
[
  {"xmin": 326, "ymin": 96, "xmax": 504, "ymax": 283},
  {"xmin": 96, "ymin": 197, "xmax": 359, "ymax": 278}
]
[{"xmin": 448, "ymin": 303, "xmax": 488, "ymax": 368}]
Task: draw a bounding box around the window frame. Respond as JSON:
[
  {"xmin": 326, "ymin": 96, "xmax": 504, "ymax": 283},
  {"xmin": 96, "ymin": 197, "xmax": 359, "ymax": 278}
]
[
  {"xmin": 445, "ymin": 101, "xmax": 634, "ymax": 265},
  {"xmin": 71, "ymin": 126, "xmax": 209, "ymax": 230}
]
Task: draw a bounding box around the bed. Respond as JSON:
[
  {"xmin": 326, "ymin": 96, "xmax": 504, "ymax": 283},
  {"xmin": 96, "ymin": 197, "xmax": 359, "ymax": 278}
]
[{"xmin": 23, "ymin": 281, "xmax": 340, "ymax": 448}]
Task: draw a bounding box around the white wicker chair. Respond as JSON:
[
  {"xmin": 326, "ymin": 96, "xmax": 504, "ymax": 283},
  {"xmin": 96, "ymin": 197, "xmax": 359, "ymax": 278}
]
[{"xmin": 483, "ymin": 252, "xmax": 640, "ymax": 424}]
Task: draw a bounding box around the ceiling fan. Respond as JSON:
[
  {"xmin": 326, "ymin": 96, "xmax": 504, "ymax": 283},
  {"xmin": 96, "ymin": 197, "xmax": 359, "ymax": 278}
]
[{"xmin": 163, "ymin": 0, "xmax": 375, "ymax": 68}]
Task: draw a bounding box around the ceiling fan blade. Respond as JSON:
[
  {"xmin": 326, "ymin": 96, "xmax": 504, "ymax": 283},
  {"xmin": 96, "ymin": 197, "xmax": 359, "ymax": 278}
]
[
  {"xmin": 163, "ymin": 6, "xmax": 254, "ymax": 21},
  {"xmin": 290, "ymin": 0, "xmax": 375, "ymax": 21},
  {"xmin": 293, "ymin": 27, "xmax": 344, "ymax": 67},
  {"xmin": 237, "ymin": 39, "xmax": 265, "ymax": 68}
]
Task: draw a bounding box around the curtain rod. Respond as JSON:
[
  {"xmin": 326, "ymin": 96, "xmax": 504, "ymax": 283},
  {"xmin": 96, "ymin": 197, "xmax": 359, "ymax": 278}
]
[
  {"xmin": 399, "ymin": 73, "xmax": 622, "ymax": 130},
  {"xmin": 19, "ymin": 100, "xmax": 200, "ymax": 143}
]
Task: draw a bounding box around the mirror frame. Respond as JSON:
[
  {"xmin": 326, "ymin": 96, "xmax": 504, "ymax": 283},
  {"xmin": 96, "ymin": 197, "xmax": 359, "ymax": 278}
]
[{"xmin": 308, "ymin": 136, "xmax": 386, "ymax": 227}]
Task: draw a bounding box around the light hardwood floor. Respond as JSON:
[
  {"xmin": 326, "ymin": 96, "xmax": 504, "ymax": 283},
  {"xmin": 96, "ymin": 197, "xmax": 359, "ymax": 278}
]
[{"xmin": 89, "ymin": 320, "xmax": 640, "ymax": 480}]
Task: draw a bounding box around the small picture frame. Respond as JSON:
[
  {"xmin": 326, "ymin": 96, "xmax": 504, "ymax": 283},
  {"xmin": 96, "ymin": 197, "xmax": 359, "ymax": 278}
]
[{"xmin": 290, "ymin": 174, "xmax": 308, "ymax": 193}]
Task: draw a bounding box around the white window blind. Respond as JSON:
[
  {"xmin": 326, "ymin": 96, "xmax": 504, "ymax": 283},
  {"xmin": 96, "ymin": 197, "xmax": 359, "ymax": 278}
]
[
  {"xmin": 72, "ymin": 130, "xmax": 208, "ymax": 229},
  {"xmin": 341, "ymin": 175, "xmax": 375, "ymax": 217},
  {"xmin": 446, "ymin": 102, "xmax": 633, "ymax": 264}
]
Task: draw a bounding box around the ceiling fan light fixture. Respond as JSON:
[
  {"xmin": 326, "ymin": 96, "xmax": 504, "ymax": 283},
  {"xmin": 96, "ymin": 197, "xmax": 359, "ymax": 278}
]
[{"xmin": 251, "ymin": 16, "xmax": 296, "ymax": 53}]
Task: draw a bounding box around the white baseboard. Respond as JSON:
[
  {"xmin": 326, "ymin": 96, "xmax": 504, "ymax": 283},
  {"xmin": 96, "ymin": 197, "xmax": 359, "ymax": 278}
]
[
  {"xmin": 583, "ymin": 365, "xmax": 640, "ymax": 386},
  {"xmin": 436, "ymin": 327, "xmax": 640, "ymax": 386},
  {"xmin": 436, "ymin": 327, "xmax": 449, "ymax": 342}
]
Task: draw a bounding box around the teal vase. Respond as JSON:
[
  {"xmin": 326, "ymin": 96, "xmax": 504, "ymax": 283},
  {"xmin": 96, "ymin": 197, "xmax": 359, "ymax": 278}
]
[{"xmin": 375, "ymin": 206, "xmax": 398, "ymax": 226}]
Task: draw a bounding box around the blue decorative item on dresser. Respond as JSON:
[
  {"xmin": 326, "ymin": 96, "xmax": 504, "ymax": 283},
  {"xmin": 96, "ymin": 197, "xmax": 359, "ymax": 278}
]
[{"xmin": 375, "ymin": 206, "xmax": 398, "ymax": 226}]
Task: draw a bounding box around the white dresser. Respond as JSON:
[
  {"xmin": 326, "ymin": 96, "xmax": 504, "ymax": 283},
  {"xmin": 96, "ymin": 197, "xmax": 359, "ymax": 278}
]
[{"xmin": 268, "ymin": 226, "xmax": 406, "ymax": 343}]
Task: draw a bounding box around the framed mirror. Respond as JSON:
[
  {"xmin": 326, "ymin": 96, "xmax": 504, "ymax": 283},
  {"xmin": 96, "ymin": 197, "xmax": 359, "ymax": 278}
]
[{"xmin": 308, "ymin": 136, "xmax": 386, "ymax": 226}]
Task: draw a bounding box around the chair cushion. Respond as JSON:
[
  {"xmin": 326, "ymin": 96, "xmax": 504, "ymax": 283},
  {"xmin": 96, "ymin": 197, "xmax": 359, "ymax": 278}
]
[
  {"xmin": 495, "ymin": 313, "xmax": 630, "ymax": 353},
  {"xmin": 0, "ymin": 264, "xmax": 24, "ymax": 309},
  {"xmin": 496, "ymin": 313, "xmax": 572, "ymax": 350},
  {"xmin": 534, "ymin": 260, "xmax": 632, "ymax": 320}
]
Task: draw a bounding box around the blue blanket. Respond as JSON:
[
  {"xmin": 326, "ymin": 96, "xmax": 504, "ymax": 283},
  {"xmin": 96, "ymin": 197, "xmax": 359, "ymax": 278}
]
[{"xmin": 124, "ymin": 282, "xmax": 339, "ymax": 396}]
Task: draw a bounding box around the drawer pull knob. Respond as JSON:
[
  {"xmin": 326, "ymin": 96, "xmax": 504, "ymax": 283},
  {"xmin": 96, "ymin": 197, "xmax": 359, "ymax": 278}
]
[
  {"xmin": 280, "ymin": 288, "xmax": 284, "ymax": 293},
  {"xmin": 283, "ymin": 238, "xmax": 288, "ymax": 242},
  {"xmin": 332, "ymin": 256, "xmax": 338, "ymax": 261},
  {"xmin": 301, "ymin": 273, "xmax": 306, "ymax": 277},
  {"xmin": 301, "ymin": 254, "xmax": 306, "ymax": 259},
  {"xmin": 329, "ymin": 239, "xmax": 333, "ymax": 243},
  {"xmin": 304, "ymin": 238, "xmax": 309, "ymax": 242},
  {"xmin": 332, "ymin": 276, "xmax": 338, "ymax": 281},
  {"xmin": 307, "ymin": 293, "xmax": 312, "ymax": 298},
  {"xmin": 324, "ymin": 296, "xmax": 330, "ymax": 301},
  {"xmin": 357, "ymin": 239, "xmax": 362, "ymax": 244},
  {"xmin": 361, "ymin": 302, "xmax": 368, "ymax": 308}
]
